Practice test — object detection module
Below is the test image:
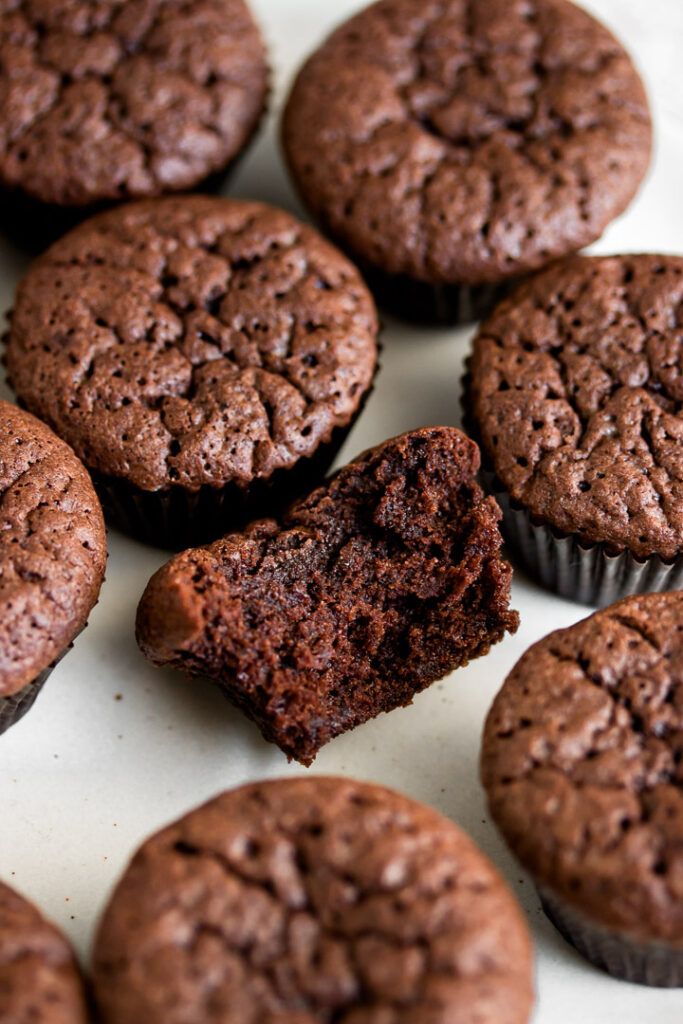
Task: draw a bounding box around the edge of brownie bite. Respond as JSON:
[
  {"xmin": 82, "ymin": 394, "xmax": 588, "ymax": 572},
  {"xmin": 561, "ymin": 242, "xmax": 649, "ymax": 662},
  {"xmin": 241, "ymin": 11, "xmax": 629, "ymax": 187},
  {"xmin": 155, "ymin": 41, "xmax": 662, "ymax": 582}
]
[{"xmin": 137, "ymin": 426, "xmax": 518, "ymax": 763}]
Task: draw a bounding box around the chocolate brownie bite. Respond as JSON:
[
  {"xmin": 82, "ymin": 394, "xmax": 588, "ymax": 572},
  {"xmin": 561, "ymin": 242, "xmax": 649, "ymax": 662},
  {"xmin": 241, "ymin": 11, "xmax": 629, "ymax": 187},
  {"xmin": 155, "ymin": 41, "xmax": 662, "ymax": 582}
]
[
  {"xmin": 0, "ymin": 400, "xmax": 106, "ymax": 734},
  {"xmin": 93, "ymin": 776, "xmax": 535, "ymax": 1024},
  {"xmin": 282, "ymin": 0, "xmax": 652, "ymax": 324},
  {"xmin": 5, "ymin": 196, "xmax": 379, "ymax": 549},
  {"xmin": 136, "ymin": 426, "xmax": 518, "ymax": 763},
  {"xmin": 466, "ymin": 253, "xmax": 683, "ymax": 605},
  {"xmin": 482, "ymin": 591, "xmax": 683, "ymax": 985},
  {"xmin": 0, "ymin": 880, "xmax": 89, "ymax": 1023},
  {"xmin": 0, "ymin": 0, "xmax": 268, "ymax": 245}
]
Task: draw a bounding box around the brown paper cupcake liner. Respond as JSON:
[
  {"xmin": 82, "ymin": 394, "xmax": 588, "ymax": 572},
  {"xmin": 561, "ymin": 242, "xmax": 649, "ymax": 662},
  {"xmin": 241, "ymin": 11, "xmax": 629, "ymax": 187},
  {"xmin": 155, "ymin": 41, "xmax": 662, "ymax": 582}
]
[
  {"xmin": 357, "ymin": 263, "xmax": 514, "ymax": 325},
  {"xmin": 460, "ymin": 375, "xmax": 683, "ymax": 606},
  {"xmin": 539, "ymin": 886, "xmax": 683, "ymax": 987},
  {"xmin": 480, "ymin": 466, "xmax": 683, "ymax": 607},
  {"xmin": 93, "ymin": 409, "xmax": 371, "ymax": 550},
  {"xmin": 0, "ymin": 162, "xmax": 242, "ymax": 255},
  {"xmin": 0, "ymin": 630, "xmax": 82, "ymax": 735},
  {"xmin": 0, "ymin": 676, "xmax": 46, "ymax": 734},
  {"xmin": 289, "ymin": 204, "xmax": 515, "ymax": 325}
]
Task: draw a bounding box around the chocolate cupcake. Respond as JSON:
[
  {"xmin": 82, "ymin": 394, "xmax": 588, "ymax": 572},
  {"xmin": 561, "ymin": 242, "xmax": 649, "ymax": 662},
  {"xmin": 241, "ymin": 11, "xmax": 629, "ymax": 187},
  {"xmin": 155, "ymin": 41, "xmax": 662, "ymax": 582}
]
[
  {"xmin": 482, "ymin": 591, "xmax": 683, "ymax": 986},
  {"xmin": 0, "ymin": 400, "xmax": 106, "ymax": 734},
  {"xmin": 0, "ymin": 879, "xmax": 89, "ymax": 1022},
  {"xmin": 282, "ymin": 0, "xmax": 652, "ymax": 324},
  {"xmin": 136, "ymin": 426, "xmax": 518, "ymax": 763},
  {"xmin": 466, "ymin": 253, "xmax": 683, "ymax": 606},
  {"xmin": 5, "ymin": 196, "xmax": 379, "ymax": 549},
  {"xmin": 0, "ymin": 0, "xmax": 268, "ymax": 247},
  {"xmin": 93, "ymin": 776, "xmax": 535, "ymax": 1023}
]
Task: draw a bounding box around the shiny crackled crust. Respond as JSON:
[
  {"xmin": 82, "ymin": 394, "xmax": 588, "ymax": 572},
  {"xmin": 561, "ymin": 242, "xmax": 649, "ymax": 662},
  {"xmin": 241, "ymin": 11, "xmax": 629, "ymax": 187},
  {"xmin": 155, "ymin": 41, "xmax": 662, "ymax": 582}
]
[
  {"xmin": 283, "ymin": 0, "xmax": 651, "ymax": 287},
  {"xmin": 0, "ymin": 0, "xmax": 268, "ymax": 206},
  {"xmin": 0, "ymin": 401, "xmax": 106, "ymax": 696},
  {"xmin": 468, "ymin": 254, "xmax": 683, "ymax": 560},
  {"xmin": 482, "ymin": 591, "xmax": 683, "ymax": 943},
  {"xmin": 136, "ymin": 427, "xmax": 518, "ymax": 764},
  {"xmin": 93, "ymin": 777, "xmax": 534, "ymax": 1024},
  {"xmin": 0, "ymin": 880, "xmax": 89, "ymax": 1023},
  {"xmin": 5, "ymin": 196, "xmax": 379, "ymax": 492}
]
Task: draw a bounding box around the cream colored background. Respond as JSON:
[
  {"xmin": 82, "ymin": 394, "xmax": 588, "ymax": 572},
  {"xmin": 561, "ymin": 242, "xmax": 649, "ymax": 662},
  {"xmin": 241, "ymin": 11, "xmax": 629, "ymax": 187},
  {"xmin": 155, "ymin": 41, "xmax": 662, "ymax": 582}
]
[{"xmin": 0, "ymin": 2, "xmax": 682, "ymax": 1020}]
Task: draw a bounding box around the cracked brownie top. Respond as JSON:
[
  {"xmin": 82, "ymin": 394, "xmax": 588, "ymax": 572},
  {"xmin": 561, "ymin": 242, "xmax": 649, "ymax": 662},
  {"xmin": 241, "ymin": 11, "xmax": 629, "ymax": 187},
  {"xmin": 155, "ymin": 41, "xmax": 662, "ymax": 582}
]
[
  {"xmin": 467, "ymin": 254, "xmax": 683, "ymax": 560},
  {"xmin": 0, "ymin": 880, "xmax": 89, "ymax": 1023},
  {"xmin": 0, "ymin": 400, "xmax": 106, "ymax": 696},
  {"xmin": 0, "ymin": 0, "xmax": 268, "ymax": 206},
  {"xmin": 93, "ymin": 776, "xmax": 534, "ymax": 1024},
  {"xmin": 482, "ymin": 591, "xmax": 683, "ymax": 943},
  {"xmin": 5, "ymin": 196, "xmax": 379, "ymax": 493},
  {"xmin": 283, "ymin": 0, "xmax": 651, "ymax": 287}
]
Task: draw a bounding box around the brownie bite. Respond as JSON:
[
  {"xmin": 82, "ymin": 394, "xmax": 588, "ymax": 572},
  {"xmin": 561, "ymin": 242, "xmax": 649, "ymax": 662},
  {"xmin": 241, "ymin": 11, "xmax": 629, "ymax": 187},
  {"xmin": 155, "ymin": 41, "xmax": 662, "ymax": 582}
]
[
  {"xmin": 282, "ymin": 0, "xmax": 652, "ymax": 323},
  {"xmin": 0, "ymin": 1, "xmax": 268, "ymax": 219},
  {"xmin": 0, "ymin": 880, "xmax": 89, "ymax": 1022},
  {"xmin": 137, "ymin": 426, "xmax": 518, "ymax": 763},
  {"xmin": 0, "ymin": 400, "xmax": 106, "ymax": 733},
  {"xmin": 5, "ymin": 196, "xmax": 379, "ymax": 548},
  {"xmin": 467, "ymin": 253, "xmax": 683, "ymax": 604},
  {"xmin": 93, "ymin": 776, "xmax": 535, "ymax": 1024},
  {"xmin": 482, "ymin": 591, "xmax": 683, "ymax": 985}
]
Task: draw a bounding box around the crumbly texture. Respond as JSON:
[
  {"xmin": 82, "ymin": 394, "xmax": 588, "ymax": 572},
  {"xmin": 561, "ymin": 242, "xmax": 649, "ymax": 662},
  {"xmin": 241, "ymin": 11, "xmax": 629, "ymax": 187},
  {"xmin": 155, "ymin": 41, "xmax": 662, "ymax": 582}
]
[
  {"xmin": 5, "ymin": 196, "xmax": 379, "ymax": 493},
  {"xmin": 282, "ymin": 0, "xmax": 651, "ymax": 287},
  {"xmin": 482, "ymin": 591, "xmax": 683, "ymax": 944},
  {"xmin": 0, "ymin": 880, "xmax": 89, "ymax": 1023},
  {"xmin": 0, "ymin": 0, "xmax": 268, "ymax": 206},
  {"xmin": 0, "ymin": 400, "xmax": 106, "ymax": 697},
  {"xmin": 137, "ymin": 427, "xmax": 518, "ymax": 763},
  {"xmin": 468, "ymin": 254, "xmax": 683, "ymax": 560},
  {"xmin": 92, "ymin": 776, "xmax": 534, "ymax": 1024}
]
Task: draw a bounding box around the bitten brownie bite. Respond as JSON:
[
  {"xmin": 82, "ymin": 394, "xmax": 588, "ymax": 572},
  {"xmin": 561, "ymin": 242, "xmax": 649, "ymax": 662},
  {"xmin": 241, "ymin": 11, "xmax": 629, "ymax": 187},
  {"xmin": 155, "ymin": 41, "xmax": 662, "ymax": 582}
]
[
  {"xmin": 0, "ymin": 880, "xmax": 89, "ymax": 1023},
  {"xmin": 0, "ymin": 400, "xmax": 106, "ymax": 734},
  {"xmin": 482, "ymin": 591, "xmax": 683, "ymax": 986},
  {"xmin": 5, "ymin": 196, "xmax": 379, "ymax": 548},
  {"xmin": 282, "ymin": 0, "xmax": 652, "ymax": 323},
  {"xmin": 92, "ymin": 776, "xmax": 535, "ymax": 1024},
  {"xmin": 136, "ymin": 427, "xmax": 518, "ymax": 763},
  {"xmin": 467, "ymin": 254, "xmax": 683, "ymax": 604},
  {"xmin": 0, "ymin": 0, "xmax": 268, "ymax": 208}
]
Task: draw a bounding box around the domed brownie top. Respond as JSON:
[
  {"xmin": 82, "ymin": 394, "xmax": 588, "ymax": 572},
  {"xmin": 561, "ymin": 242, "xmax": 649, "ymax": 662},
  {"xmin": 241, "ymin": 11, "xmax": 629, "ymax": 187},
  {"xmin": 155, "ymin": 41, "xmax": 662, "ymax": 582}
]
[
  {"xmin": 283, "ymin": 0, "xmax": 651, "ymax": 286},
  {"xmin": 482, "ymin": 591, "xmax": 683, "ymax": 943},
  {"xmin": 93, "ymin": 776, "xmax": 534, "ymax": 1024},
  {"xmin": 0, "ymin": 880, "xmax": 89, "ymax": 1023},
  {"xmin": 0, "ymin": 401, "xmax": 106, "ymax": 696},
  {"xmin": 5, "ymin": 196, "xmax": 379, "ymax": 492},
  {"xmin": 468, "ymin": 254, "xmax": 683, "ymax": 559},
  {"xmin": 0, "ymin": 0, "xmax": 268, "ymax": 206}
]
